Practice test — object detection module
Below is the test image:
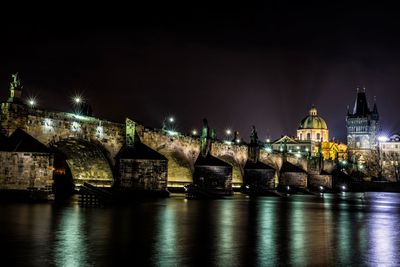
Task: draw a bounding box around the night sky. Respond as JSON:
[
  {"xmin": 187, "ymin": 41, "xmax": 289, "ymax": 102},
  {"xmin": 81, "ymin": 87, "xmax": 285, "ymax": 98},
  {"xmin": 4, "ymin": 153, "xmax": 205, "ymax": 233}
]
[{"xmin": 1, "ymin": 3, "xmax": 400, "ymax": 142}]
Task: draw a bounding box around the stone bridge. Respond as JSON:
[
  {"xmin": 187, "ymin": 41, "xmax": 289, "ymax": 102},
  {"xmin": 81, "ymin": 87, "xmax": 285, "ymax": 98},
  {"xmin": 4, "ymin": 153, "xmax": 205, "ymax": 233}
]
[{"xmin": 1, "ymin": 102, "xmax": 325, "ymax": 188}]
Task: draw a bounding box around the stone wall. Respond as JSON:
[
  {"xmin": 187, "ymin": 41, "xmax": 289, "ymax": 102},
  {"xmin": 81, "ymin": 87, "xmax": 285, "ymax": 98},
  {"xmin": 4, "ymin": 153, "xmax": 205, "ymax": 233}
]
[
  {"xmin": 1, "ymin": 102, "xmax": 323, "ymax": 188},
  {"xmin": 136, "ymin": 126, "xmax": 199, "ymax": 186},
  {"xmin": 243, "ymin": 169, "xmax": 275, "ymax": 190},
  {"xmin": 280, "ymin": 172, "xmax": 308, "ymax": 188},
  {"xmin": 211, "ymin": 142, "xmax": 247, "ymax": 186},
  {"xmin": 193, "ymin": 165, "xmax": 233, "ymax": 191},
  {"xmin": 134, "ymin": 125, "xmax": 310, "ymax": 187},
  {"xmin": 1, "ymin": 103, "xmax": 124, "ymax": 161},
  {"xmin": 119, "ymin": 159, "xmax": 168, "ymax": 190},
  {"xmin": 308, "ymin": 174, "xmax": 332, "ymax": 189},
  {"xmin": 0, "ymin": 152, "xmax": 53, "ymax": 190}
]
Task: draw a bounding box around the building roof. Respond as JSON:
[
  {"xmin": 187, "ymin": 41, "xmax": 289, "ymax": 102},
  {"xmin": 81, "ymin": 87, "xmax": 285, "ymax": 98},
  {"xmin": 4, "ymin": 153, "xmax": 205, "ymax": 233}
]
[
  {"xmin": 195, "ymin": 153, "xmax": 231, "ymax": 167},
  {"xmin": 352, "ymin": 91, "xmax": 370, "ymax": 116},
  {"xmin": 272, "ymin": 135, "xmax": 298, "ymax": 144},
  {"xmin": 116, "ymin": 142, "xmax": 167, "ymax": 160},
  {"xmin": 348, "ymin": 90, "xmax": 379, "ymax": 119},
  {"xmin": 244, "ymin": 160, "xmax": 275, "ymax": 170},
  {"xmin": 6, "ymin": 128, "xmax": 50, "ymax": 153},
  {"xmin": 298, "ymin": 106, "xmax": 328, "ymax": 130},
  {"xmin": 280, "ymin": 161, "xmax": 306, "ymax": 173}
]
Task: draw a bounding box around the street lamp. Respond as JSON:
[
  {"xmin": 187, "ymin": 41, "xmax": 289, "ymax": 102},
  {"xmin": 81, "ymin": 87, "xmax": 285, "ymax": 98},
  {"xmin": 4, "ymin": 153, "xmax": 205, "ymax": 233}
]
[
  {"xmin": 162, "ymin": 116, "xmax": 178, "ymax": 136},
  {"xmin": 27, "ymin": 97, "xmax": 36, "ymax": 108},
  {"xmin": 223, "ymin": 128, "xmax": 233, "ymax": 144}
]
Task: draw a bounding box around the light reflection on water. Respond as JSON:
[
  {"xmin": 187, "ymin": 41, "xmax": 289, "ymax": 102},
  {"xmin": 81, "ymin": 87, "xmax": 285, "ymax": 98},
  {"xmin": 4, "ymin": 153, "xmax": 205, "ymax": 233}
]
[
  {"xmin": 54, "ymin": 206, "xmax": 89, "ymax": 267},
  {"xmin": 1, "ymin": 193, "xmax": 400, "ymax": 266}
]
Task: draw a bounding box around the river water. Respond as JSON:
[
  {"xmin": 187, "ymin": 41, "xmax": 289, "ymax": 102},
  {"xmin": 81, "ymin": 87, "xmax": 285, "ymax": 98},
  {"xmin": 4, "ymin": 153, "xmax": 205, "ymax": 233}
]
[{"xmin": 1, "ymin": 192, "xmax": 400, "ymax": 266}]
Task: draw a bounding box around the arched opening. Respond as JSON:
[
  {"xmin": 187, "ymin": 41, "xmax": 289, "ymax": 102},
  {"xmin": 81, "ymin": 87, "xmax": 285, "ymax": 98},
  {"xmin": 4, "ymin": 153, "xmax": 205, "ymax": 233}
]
[
  {"xmin": 52, "ymin": 151, "xmax": 75, "ymax": 200},
  {"xmin": 50, "ymin": 138, "xmax": 114, "ymax": 191}
]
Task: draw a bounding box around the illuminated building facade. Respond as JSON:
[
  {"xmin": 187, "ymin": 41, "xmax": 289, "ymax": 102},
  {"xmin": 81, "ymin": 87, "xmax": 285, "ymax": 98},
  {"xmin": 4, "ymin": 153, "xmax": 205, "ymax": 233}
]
[{"xmin": 378, "ymin": 134, "xmax": 400, "ymax": 181}]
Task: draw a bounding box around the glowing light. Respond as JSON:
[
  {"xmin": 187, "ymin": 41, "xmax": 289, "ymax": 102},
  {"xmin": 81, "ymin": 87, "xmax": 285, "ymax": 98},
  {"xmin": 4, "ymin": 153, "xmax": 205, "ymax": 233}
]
[
  {"xmin": 166, "ymin": 130, "xmax": 178, "ymax": 136},
  {"xmin": 74, "ymin": 97, "xmax": 81, "ymax": 104},
  {"xmin": 296, "ymin": 146, "xmax": 300, "ymax": 150},
  {"xmin": 341, "ymin": 185, "xmax": 347, "ymax": 191},
  {"xmin": 289, "ymin": 149, "xmax": 292, "ymax": 153},
  {"xmin": 265, "ymin": 147, "xmax": 272, "ymax": 153},
  {"xmin": 378, "ymin": 136, "xmax": 389, "ymax": 142},
  {"xmin": 296, "ymin": 152, "xmax": 302, "ymax": 158},
  {"xmin": 226, "ymin": 129, "xmax": 232, "ymax": 135},
  {"xmin": 266, "ymin": 138, "xmax": 270, "ymax": 143},
  {"xmin": 305, "ymin": 148, "xmax": 309, "ymax": 152},
  {"xmin": 72, "ymin": 114, "xmax": 90, "ymax": 121},
  {"xmin": 224, "ymin": 140, "xmax": 233, "ymax": 145},
  {"xmin": 286, "ymin": 185, "xmax": 290, "ymax": 191},
  {"xmin": 168, "ymin": 117, "xmax": 174, "ymax": 123},
  {"xmin": 71, "ymin": 121, "xmax": 81, "ymax": 132},
  {"xmin": 44, "ymin": 118, "xmax": 53, "ymax": 128},
  {"xmin": 43, "ymin": 118, "xmax": 54, "ymax": 133},
  {"xmin": 27, "ymin": 98, "xmax": 36, "ymax": 107},
  {"xmin": 192, "ymin": 129, "xmax": 198, "ymax": 135},
  {"xmin": 319, "ymin": 185, "xmax": 324, "ymax": 191},
  {"xmin": 236, "ymin": 139, "xmax": 240, "ymax": 144},
  {"xmin": 96, "ymin": 126, "xmax": 104, "ymax": 139}
]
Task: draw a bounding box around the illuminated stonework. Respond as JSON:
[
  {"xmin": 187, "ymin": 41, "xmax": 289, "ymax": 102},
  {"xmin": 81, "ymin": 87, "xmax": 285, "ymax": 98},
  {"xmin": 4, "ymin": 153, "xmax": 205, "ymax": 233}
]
[{"xmin": 71, "ymin": 121, "xmax": 81, "ymax": 132}]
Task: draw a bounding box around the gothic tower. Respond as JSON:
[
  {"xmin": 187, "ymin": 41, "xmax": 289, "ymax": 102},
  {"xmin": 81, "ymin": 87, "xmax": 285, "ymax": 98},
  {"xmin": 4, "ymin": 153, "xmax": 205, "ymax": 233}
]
[{"xmin": 346, "ymin": 88, "xmax": 379, "ymax": 162}]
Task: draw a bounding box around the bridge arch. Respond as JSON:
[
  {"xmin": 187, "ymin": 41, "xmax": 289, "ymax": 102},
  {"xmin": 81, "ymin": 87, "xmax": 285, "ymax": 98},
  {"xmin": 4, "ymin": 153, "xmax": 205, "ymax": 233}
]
[{"xmin": 51, "ymin": 138, "xmax": 114, "ymax": 188}]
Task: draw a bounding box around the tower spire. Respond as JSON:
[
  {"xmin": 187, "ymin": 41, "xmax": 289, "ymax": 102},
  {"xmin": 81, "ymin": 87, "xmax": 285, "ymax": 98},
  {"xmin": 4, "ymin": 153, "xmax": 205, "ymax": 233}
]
[{"xmin": 372, "ymin": 96, "xmax": 379, "ymax": 119}]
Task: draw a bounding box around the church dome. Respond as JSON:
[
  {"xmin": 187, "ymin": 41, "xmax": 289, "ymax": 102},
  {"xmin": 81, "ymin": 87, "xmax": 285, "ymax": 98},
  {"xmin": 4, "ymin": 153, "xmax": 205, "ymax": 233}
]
[{"xmin": 298, "ymin": 106, "xmax": 328, "ymax": 130}]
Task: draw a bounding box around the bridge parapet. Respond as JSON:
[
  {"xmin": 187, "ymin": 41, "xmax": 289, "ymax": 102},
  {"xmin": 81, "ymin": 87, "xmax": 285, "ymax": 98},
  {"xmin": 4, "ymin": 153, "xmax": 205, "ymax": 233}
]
[{"xmin": 1, "ymin": 102, "xmax": 124, "ymax": 160}]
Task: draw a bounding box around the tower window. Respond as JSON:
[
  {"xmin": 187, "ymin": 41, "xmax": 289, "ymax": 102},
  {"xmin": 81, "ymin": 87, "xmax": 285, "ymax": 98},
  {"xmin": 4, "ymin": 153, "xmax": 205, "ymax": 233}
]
[
  {"xmin": 317, "ymin": 133, "xmax": 321, "ymax": 140},
  {"xmin": 307, "ymin": 133, "xmax": 311, "ymax": 140}
]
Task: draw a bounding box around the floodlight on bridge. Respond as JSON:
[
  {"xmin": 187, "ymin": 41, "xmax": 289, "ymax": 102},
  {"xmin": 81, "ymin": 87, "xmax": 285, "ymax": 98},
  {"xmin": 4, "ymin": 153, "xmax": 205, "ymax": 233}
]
[
  {"xmin": 27, "ymin": 98, "xmax": 36, "ymax": 107},
  {"xmin": 378, "ymin": 135, "xmax": 389, "ymax": 142}
]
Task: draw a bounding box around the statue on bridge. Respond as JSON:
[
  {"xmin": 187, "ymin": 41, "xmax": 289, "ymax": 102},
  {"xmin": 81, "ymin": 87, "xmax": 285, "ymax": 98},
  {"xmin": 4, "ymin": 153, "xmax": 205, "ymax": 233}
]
[
  {"xmin": 248, "ymin": 125, "xmax": 260, "ymax": 163},
  {"xmin": 8, "ymin": 73, "xmax": 23, "ymax": 103},
  {"xmin": 250, "ymin": 125, "xmax": 258, "ymax": 144},
  {"xmin": 10, "ymin": 73, "xmax": 22, "ymax": 91},
  {"xmin": 200, "ymin": 118, "xmax": 212, "ymax": 157}
]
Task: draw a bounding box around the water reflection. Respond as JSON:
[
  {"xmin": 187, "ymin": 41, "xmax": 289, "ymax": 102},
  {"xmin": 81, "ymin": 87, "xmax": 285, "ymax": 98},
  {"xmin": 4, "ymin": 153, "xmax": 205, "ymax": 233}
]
[
  {"xmin": 1, "ymin": 193, "xmax": 400, "ymax": 266},
  {"xmin": 53, "ymin": 206, "xmax": 89, "ymax": 267},
  {"xmin": 154, "ymin": 201, "xmax": 178, "ymax": 266},
  {"xmin": 366, "ymin": 198, "xmax": 400, "ymax": 266},
  {"xmin": 256, "ymin": 199, "xmax": 277, "ymax": 266}
]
